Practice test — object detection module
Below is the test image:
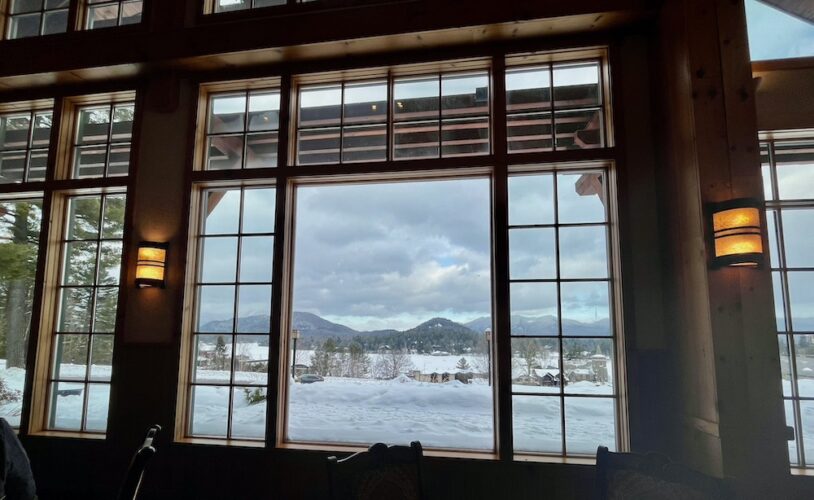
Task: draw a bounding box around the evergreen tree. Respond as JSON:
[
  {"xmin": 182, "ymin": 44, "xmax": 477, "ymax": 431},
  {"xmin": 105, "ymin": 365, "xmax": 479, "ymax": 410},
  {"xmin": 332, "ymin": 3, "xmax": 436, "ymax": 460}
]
[
  {"xmin": 214, "ymin": 335, "xmax": 228, "ymax": 370},
  {"xmin": 456, "ymin": 357, "xmax": 471, "ymax": 371}
]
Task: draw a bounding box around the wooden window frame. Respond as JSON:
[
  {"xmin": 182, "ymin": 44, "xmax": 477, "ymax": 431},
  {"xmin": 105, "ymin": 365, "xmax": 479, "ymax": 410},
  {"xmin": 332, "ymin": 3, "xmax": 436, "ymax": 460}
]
[
  {"xmin": 79, "ymin": 0, "xmax": 143, "ymax": 31},
  {"xmin": 179, "ymin": 47, "xmax": 628, "ymax": 462},
  {"xmin": 0, "ymin": 0, "xmax": 70, "ymax": 40},
  {"xmin": 18, "ymin": 91, "xmax": 138, "ymax": 439},
  {"xmin": 760, "ymin": 132, "xmax": 814, "ymax": 470}
]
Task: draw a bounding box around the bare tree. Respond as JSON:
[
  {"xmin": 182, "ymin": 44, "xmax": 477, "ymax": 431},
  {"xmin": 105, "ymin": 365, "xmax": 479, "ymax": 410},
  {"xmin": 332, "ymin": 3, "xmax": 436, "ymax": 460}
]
[
  {"xmin": 373, "ymin": 349, "xmax": 413, "ymax": 379},
  {"xmin": 515, "ymin": 339, "xmax": 541, "ymax": 377}
]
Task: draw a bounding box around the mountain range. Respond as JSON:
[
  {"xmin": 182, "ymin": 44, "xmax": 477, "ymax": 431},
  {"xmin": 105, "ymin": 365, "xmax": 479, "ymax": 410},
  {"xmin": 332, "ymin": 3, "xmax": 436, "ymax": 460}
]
[{"xmin": 202, "ymin": 312, "xmax": 610, "ymax": 339}]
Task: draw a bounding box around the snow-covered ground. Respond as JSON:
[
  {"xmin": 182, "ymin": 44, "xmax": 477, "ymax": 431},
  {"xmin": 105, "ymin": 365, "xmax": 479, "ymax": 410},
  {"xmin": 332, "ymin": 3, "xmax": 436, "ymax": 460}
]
[{"xmin": 2, "ymin": 348, "xmax": 811, "ymax": 460}]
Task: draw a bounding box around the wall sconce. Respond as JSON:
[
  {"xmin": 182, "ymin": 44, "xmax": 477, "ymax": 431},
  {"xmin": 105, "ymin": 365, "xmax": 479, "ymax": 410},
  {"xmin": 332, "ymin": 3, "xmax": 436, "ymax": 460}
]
[
  {"xmin": 136, "ymin": 242, "xmax": 168, "ymax": 288},
  {"xmin": 709, "ymin": 198, "xmax": 764, "ymax": 268}
]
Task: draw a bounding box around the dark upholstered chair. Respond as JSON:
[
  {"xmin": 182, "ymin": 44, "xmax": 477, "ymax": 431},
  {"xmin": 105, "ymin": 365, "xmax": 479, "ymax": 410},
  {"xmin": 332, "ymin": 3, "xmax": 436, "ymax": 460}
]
[
  {"xmin": 327, "ymin": 441, "xmax": 425, "ymax": 500},
  {"xmin": 117, "ymin": 425, "xmax": 161, "ymax": 500},
  {"xmin": 595, "ymin": 446, "xmax": 732, "ymax": 500}
]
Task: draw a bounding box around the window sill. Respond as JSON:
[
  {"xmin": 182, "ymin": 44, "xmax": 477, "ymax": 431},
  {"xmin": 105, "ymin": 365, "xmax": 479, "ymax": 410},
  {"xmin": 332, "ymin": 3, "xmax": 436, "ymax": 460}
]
[
  {"xmin": 791, "ymin": 467, "xmax": 814, "ymax": 477},
  {"xmin": 514, "ymin": 453, "xmax": 596, "ymax": 466},
  {"xmin": 175, "ymin": 437, "xmax": 265, "ymax": 448},
  {"xmin": 27, "ymin": 430, "xmax": 106, "ymax": 440}
]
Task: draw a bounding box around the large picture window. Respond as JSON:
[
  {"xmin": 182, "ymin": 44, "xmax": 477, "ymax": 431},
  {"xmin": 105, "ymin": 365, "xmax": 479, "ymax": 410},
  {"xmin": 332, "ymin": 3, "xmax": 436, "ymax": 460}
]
[
  {"xmin": 762, "ymin": 138, "xmax": 814, "ymax": 468},
  {"xmin": 183, "ymin": 50, "xmax": 622, "ymax": 460},
  {"xmin": 286, "ymin": 177, "xmax": 494, "ymax": 450}
]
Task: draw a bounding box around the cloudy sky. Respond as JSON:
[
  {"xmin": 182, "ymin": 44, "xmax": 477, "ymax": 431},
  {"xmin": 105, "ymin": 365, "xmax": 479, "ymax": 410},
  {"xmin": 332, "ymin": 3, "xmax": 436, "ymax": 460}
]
[
  {"xmin": 290, "ymin": 173, "xmax": 610, "ymax": 332},
  {"xmin": 746, "ymin": 0, "xmax": 814, "ymax": 60}
]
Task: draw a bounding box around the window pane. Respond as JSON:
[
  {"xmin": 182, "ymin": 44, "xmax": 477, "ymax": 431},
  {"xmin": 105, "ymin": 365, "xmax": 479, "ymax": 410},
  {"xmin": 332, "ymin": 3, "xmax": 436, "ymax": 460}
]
[
  {"xmin": 231, "ymin": 387, "xmax": 266, "ymax": 439},
  {"xmin": 0, "ymin": 152, "xmax": 26, "ymax": 183},
  {"xmin": 565, "ymin": 396, "xmax": 615, "ymax": 454},
  {"xmin": 785, "ymin": 399, "xmax": 798, "ymax": 465},
  {"xmin": 779, "ymin": 335, "xmax": 792, "ymax": 397},
  {"xmin": 253, "ymin": 0, "xmax": 285, "ymax": 6},
  {"xmin": 236, "ymin": 285, "xmax": 272, "ymax": 333},
  {"xmin": 8, "ymin": 13, "xmax": 41, "ymax": 39},
  {"xmin": 508, "ymin": 173, "xmax": 555, "ymax": 226},
  {"xmin": 563, "ymin": 338, "xmax": 613, "ymax": 395},
  {"xmin": 510, "ymin": 283, "xmax": 558, "ymax": 336},
  {"xmin": 89, "ymin": 335, "xmax": 113, "ymax": 381},
  {"xmin": 234, "ymin": 338, "xmax": 268, "ymax": 385},
  {"xmin": 554, "ymin": 109, "xmax": 603, "ymax": 150},
  {"xmin": 190, "ymin": 385, "xmax": 229, "ymax": 437},
  {"xmin": 0, "ymin": 114, "xmax": 31, "ymax": 150},
  {"xmin": 93, "ymin": 286, "xmax": 119, "ymax": 332},
  {"xmin": 203, "ymin": 189, "xmax": 241, "ymax": 235},
  {"xmin": 774, "ymin": 271, "xmax": 787, "ymax": 332},
  {"xmin": 200, "ymin": 237, "xmax": 238, "ymax": 283},
  {"xmin": 795, "ymin": 335, "xmax": 814, "ymax": 397},
  {"xmin": 0, "ymin": 198, "xmax": 42, "ymax": 427},
  {"xmin": 111, "ymin": 104, "xmax": 134, "ymax": 141},
  {"xmin": 87, "ymin": 4, "xmax": 119, "ymax": 29},
  {"xmin": 68, "ymin": 196, "xmax": 101, "ymax": 240},
  {"xmin": 238, "ymin": 236, "xmax": 274, "ymax": 283},
  {"xmin": 343, "ymin": 81, "xmax": 387, "ymax": 125},
  {"xmin": 441, "ymin": 117, "xmax": 489, "ymax": 157},
  {"xmin": 248, "ymin": 92, "xmax": 280, "ymax": 132},
  {"xmin": 209, "ymin": 95, "xmax": 246, "ymax": 135},
  {"xmin": 801, "ymin": 400, "xmax": 814, "ymax": 466},
  {"xmin": 27, "ymin": 150, "xmax": 48, "ymax": 182},
  {"xmin": 511, "ymin": 338, "xmax": 559, "ymax": 394},
  {"xmin": 297, "ymin": 128, "xmax": 340, "ymax": 165},
  {"xmin": 84, "ymin": 383, "xmax": 110, "ymax": 431},
  {"xmin": 98, "ymin": 241, "xmax": 122, "ymax": 285},
  {"xmin": 788, "ymin": 272, "xmax": 814, "ymax": 331},
  {"xmin": 242, "ymin": 188, "xmax": 275, "ymax": 234},
  {"xmin": 557, "ymin": 171, "xmax": 606, "ymax": 223},
  {"xmin": 509, "ymin": 228, "xmax": 556, "ymax": 280},
  {"xmin": 766, "ymin": 210, "xmax": 780, "ymax": 269},
  {"xmin": 287, "ymin": 178, "xmax": 494, "ymax": 450},
  {"xmin": 53, "ymin": 334, "xmax": 89, "ymax": 380},
  {"xmin": 393, "ymin": 121, "xmax": 439, "ymax": 160},
  {"xmin": 207, "ymin": 135, "xmax": 244, "ymax": 170},
  {"xmin": 196, "ymin": 285, "xmax": 235, "ymax": 332},
  {"xmin": 782, "ymin": 209, "xmax": 814, "ymax": 268},
  {"xmin": 394, "ymin": 77, "xmax": 438, "ymax": 122},
  {"xmin": 11, "ymin": 0, "xmax": 42, "ymax": 14},
  {"xmin": 245, "ymin": 132, "xmax": 278, "ymax": 169},
  {"xmin": 507, "ymin": 113, "xmax": 552, "ymax": 153},
  {"xmin": 215, "ymin": 0, "xmax": 249, "ymax": 12},
  {"xmin": 77, "ymin": 107, "xmax": 111, "ymax": 144},
  {"xmin": 761, "ymin": 144, "xmax": 773, "ymax": 201},
  {"xmin": 58, "ymin": 288, "xmax": 93, "ymax": 332},
  {"xmin": 120, "ymin": 0, "xmax": 142, "ymax": 25},
  {"xmin": 50, "ymin": 382, "xmax": 84, "ymax": 430},
  {"xmin": 63, "ymin": 242, "xmax": 98, "ymax": 286},
  {"xmin": 506, "ymin": 67, "xmax": 551, "ymax": 113},
  {"xmin": 553, "ymin": 62, "xmax": 600, "ymax": 109},
  {"xmin": 560, "ymin": 282, "xmax": 611, "ymax": 336},
  {"xmin": 299, "ymin": 86, "xmax": 341, "ymax": 128},
  {"xmin": 512, "ymin": 395, "xmax": 562, "ymax": 454},
  {"xmin": 102, "ymin": 194, "xmax": 126, "ymax": 239},
  {"xmin": 775, "ymin": 142, "xmax": 814, "ymax": 200},
  {"xmin": 558, "ymin": 226, "xmax": 608, "ymax": 279},
  {"xmin": 193, "ymin": 335, "xmax": 233, "ymax": 384},
  {"xmin": 42, "ymin": 9, "xmax": 68, "ymax": 35},
  {"xmin": 441, "ymin": 73, "xmax": 488, "ymax": 118},
  {"xmin": 74, "ymin": 145, "xmax": 108, "ymax": 178},
  {"xmin": 342, "ymin": 125, "xmax": 386, "ymax": 163}
]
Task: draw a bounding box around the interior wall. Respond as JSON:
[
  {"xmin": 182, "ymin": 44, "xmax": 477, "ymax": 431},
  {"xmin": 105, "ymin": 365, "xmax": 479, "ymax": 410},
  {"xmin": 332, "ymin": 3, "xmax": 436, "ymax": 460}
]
[
  {"xmin": 754, "ymin": 63, "xmax": 814, "ymax": 131},
  {"xmin": 12, "ymin": 31, "xmax": 678, "ymax": 500}
]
